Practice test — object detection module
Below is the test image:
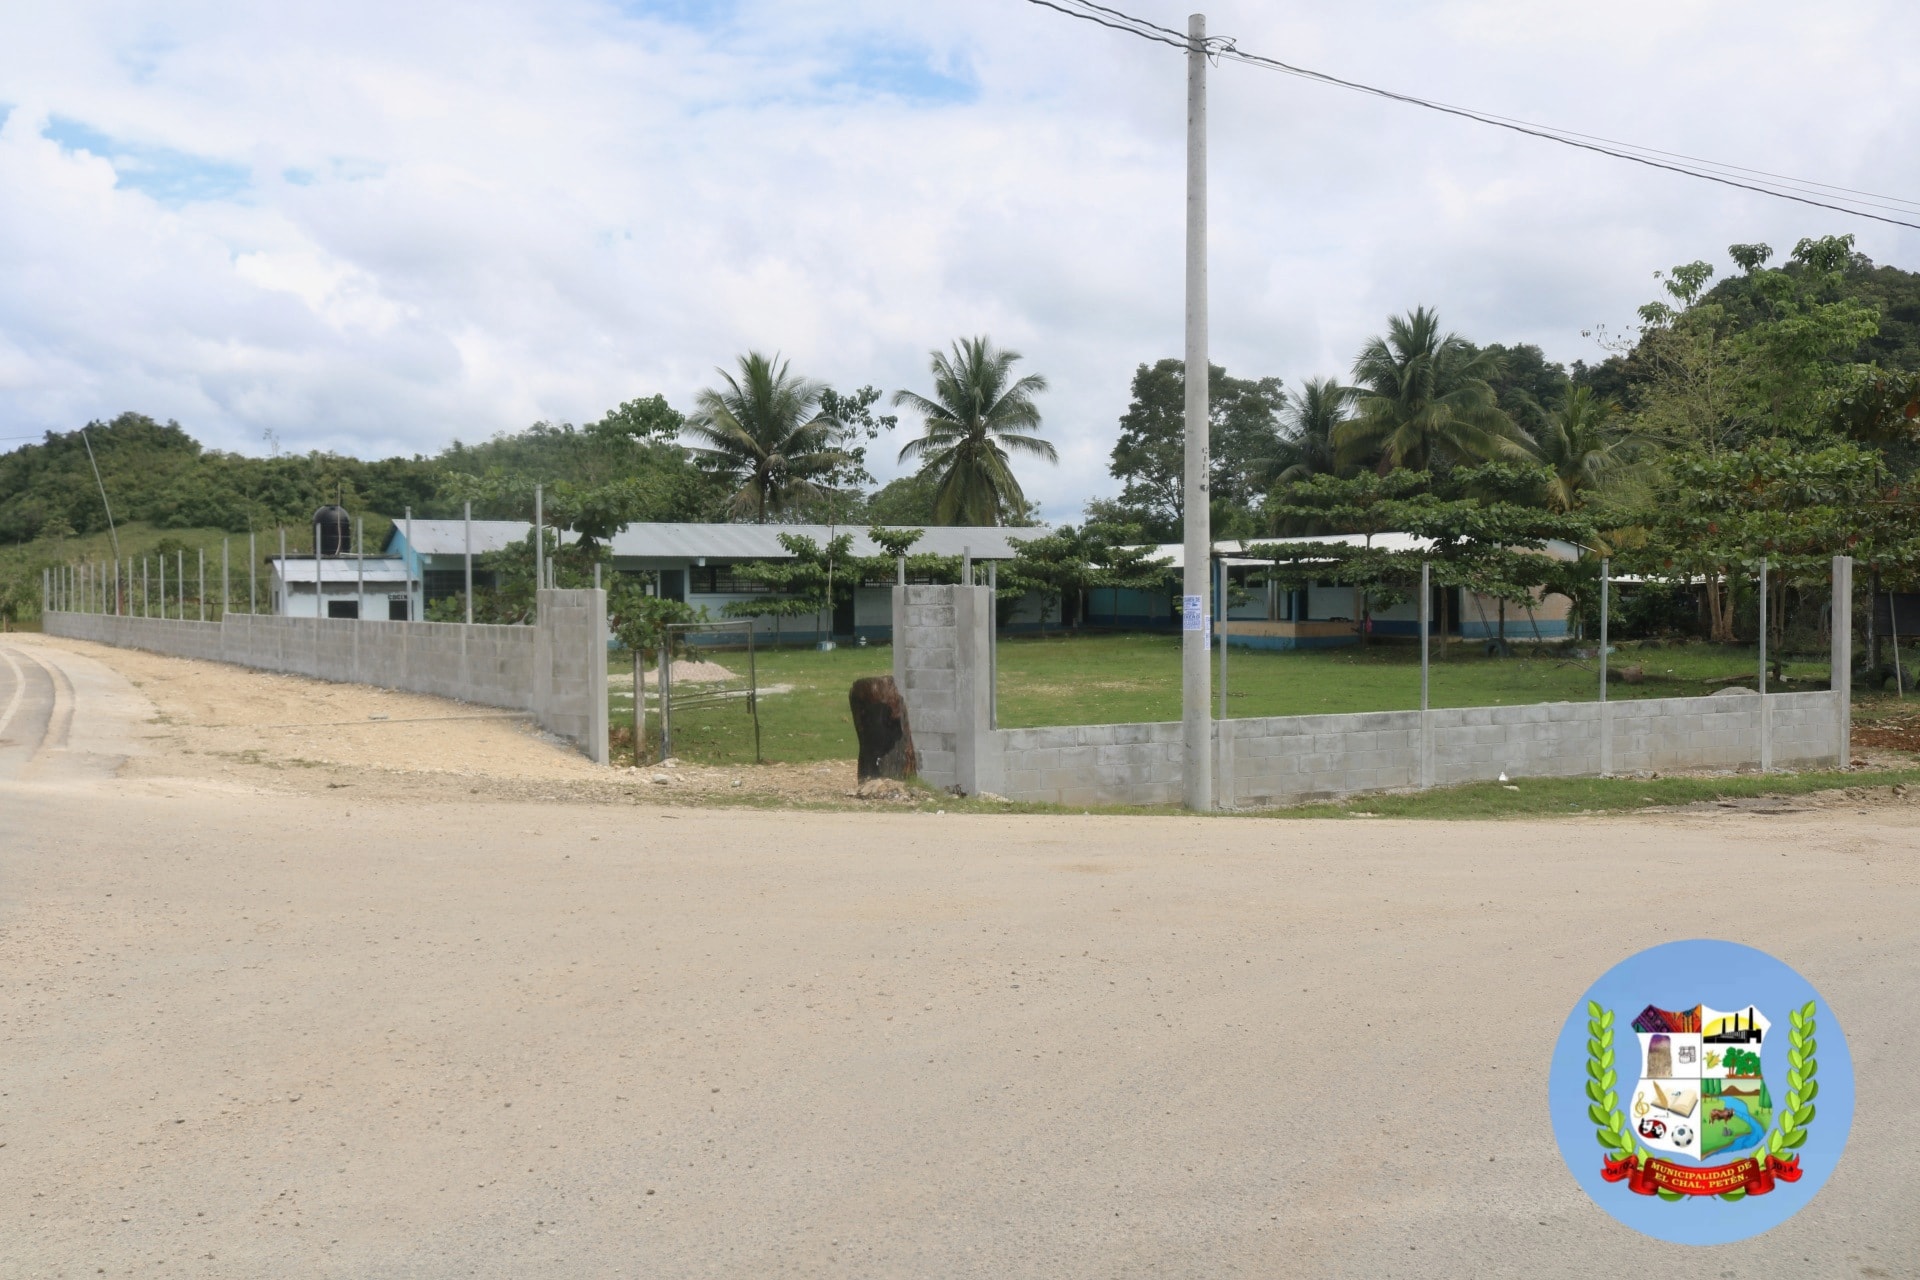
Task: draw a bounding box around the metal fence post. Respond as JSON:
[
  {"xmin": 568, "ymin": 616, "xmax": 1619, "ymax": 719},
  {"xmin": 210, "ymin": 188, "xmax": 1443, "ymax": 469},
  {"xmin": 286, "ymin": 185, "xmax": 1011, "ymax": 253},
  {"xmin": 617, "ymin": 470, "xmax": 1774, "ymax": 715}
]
[
  {"xmin": 1833, "ymin": 555, "xmax": 1853, "ymax": 767},
  {"xmin": 198, "ymin": 549, "xmax": 206, "ymax": 622},
  {"xmin": 658, "ymin": 642, "xmax": 672, "ymax": 762},
  {"xmin": 1599, "ymin": 558, "xmax": 1612, "ymax": 777},
  {"xmin": 988, "ymin": 560, "xmax": 998, "ymax": 732},
  {"xmin": 1759, "ymin": 557, "xmax": 1771, "ymax": 772},
  {"xmin": 464, "ymin": 501, "xmax": 474, "ymax": 626},
  {"xmin": 1420, "ymin": 561, "xmax": 1432, "ymax": 788}
]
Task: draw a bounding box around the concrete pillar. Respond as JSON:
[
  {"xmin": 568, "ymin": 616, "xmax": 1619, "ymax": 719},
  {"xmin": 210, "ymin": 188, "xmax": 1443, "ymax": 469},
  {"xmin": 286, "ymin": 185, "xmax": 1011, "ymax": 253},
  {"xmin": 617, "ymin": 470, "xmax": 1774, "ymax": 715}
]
[{"xmin": 893, "ymin": 584, "xmax": 1000, "ymax": 796}]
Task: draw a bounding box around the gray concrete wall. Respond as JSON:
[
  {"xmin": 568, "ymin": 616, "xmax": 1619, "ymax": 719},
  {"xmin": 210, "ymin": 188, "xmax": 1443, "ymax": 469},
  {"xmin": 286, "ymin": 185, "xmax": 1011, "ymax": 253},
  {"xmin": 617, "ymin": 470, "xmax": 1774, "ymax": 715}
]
[
  {"xmin": 893, "ymin": 583, "xmax": 1849, "ymax": 808},
  {"xmin": 44, "ymin": 588, "xmax": 609, "ymax": 764}
]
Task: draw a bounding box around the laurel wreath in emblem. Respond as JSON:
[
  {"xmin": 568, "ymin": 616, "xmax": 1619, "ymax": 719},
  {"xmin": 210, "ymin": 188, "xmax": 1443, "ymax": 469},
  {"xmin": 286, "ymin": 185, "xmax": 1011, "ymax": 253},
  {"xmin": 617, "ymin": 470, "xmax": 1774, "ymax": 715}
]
[{"xmin": 1585, "ymin": 999, "xmax": 1818, "ymax": 1203}]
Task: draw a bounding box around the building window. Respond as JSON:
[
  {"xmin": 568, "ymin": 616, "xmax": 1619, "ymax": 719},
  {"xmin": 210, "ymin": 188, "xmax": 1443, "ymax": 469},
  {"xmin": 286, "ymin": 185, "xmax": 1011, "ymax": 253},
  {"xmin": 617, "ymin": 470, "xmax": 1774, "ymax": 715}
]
[{"xmin": 688, "ymin": 565, "xmax": 778, "ymax": 594}]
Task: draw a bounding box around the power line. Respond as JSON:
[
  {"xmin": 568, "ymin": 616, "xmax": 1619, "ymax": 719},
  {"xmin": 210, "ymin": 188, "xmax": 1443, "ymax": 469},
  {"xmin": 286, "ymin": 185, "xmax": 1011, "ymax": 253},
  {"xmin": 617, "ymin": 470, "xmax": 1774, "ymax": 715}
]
[{"xmin": 1025, "ymin": 0, "xmax": 1920, "ymax": 233}]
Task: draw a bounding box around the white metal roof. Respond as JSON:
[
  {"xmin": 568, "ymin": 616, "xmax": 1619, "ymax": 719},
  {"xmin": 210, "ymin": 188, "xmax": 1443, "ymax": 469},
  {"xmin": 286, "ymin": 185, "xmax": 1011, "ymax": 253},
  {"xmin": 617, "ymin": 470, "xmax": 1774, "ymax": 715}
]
[
  {"xmin": 270, "ymin": 557, "xmax": 410, "ymax": 583},
  {"xmin": 1143, "ymin": 533, "xmax": 1581, "ymax": 572},
  {"xmin": 389, "ymin": 519, "xmax": 1044, "ymax": 561},
  {"xmin": 387, "ymin": 519, "xmax": 540, "ymax": 555},
  {"xmin": 604, "ymin": 523, "xmax": 1046, "ymax": 561}
]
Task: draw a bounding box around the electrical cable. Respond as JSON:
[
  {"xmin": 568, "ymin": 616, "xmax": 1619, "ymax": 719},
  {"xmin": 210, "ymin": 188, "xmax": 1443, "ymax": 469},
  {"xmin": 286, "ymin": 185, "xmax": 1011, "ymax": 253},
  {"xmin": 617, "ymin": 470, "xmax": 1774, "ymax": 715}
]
[{"xmin": 1025, "ymin": 0, "xmax": 1920, "ymax": 232}]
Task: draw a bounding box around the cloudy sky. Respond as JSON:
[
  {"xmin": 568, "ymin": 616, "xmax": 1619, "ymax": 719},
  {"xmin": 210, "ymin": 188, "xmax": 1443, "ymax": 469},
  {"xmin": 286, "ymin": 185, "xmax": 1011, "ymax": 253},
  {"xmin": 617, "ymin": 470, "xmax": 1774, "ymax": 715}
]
[{"xmin": 4, "ymin": 0, "xmax": 1919, "ymax": 519}]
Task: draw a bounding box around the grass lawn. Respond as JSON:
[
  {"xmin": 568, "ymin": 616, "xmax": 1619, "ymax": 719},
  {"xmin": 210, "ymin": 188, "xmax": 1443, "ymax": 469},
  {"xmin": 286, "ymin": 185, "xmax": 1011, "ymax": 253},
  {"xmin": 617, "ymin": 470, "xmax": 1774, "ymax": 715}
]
[{"xmin": 609, "ymin": 631, "xmax": 1910, "ymax": 769}]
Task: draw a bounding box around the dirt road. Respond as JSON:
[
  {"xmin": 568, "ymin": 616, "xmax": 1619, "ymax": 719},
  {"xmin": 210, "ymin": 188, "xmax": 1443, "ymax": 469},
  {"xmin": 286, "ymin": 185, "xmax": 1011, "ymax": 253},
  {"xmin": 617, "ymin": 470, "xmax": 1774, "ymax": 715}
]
[{"xmin": 3, "ymin": 637, "xmax": 1917, "ymax": 1277}]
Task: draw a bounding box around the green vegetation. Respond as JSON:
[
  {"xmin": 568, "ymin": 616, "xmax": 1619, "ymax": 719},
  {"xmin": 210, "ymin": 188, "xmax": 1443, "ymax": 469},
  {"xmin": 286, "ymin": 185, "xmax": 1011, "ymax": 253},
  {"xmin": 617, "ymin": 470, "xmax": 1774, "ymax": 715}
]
[{"xmin": 1273, "ymin": 768, "xmax": 1920, "ymax": 820}]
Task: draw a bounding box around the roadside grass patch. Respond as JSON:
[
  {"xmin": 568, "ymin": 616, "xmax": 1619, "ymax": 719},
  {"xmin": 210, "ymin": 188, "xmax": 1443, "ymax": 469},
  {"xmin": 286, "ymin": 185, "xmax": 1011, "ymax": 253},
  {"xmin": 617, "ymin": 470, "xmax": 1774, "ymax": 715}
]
[{"xmin": 1272, "ymin": 767, "xmax": 1920, "ymax": 820}]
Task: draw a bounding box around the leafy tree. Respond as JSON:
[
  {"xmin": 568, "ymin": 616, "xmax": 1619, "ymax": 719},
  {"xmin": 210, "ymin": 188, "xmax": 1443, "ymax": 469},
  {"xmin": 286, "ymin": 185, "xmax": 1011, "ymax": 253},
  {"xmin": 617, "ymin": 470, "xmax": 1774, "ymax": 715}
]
[
  {"xmin": 1271, "ymin": 376, "xmax": 1351, "ymax": 489},
  {"xmin": 1534, "ymin": 386, "xmax": 1634, "ymax": 511},
  {"xmin": 1260, "ymin": 471, "xmax": 1434, "ymax": 643},
  {"xmin": 686, "ymin": 352, "xmax": 847, "ymax": 522},
  {"xmin": 1107, "ymin": 358, "xmax": 1286, "ymax": 540},
  {"xmin": 608, "ymin": 580, "xmax": 702, "ymax": 660},
  {"xmin": 1335, "ymin": 308, "xmax": 1534, "ymax": 474},
  {"xmin": 864, "ymin": 470, "xmax": 942, "ymax": 525},
  {"xmin": 1257, "ymin": 466, "xmax": 1591, "ymax": 652},
  {"xmin": 1003, "ymin": 527, "xmax": 1095, "ymax": 631},
  {"xmin": 1480, "ymin": 342, "xmax": 1574, "ymax": 438},
  {"xmin": 895, "ymin": 336, "xmax": 1055, "ymax": 526},
  {"xmin": 722, "ymin": 532, "xmax": 855, "ymax": 641},
  {"xmin": 1616, "ymin": 239, "xmax": 1892, "ymax": 639},
  {"xmin": 1629, "ymin": 439, "xmax": 1920, "ymax": 648}
]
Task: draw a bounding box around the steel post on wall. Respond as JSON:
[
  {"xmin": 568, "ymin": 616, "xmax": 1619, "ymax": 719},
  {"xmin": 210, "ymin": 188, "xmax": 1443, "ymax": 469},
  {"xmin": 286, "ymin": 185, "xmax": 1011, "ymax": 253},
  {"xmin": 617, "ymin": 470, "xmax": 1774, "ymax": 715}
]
[
  {"xmin": 1833, "ymin": 555, "xmax": 1853, "ymax": 767},
  {"xmin": 988, "ymin": 560, "xmax": 998, "ymax": 731},
  {"xmin": 1599, "ymin": 558, "xmax": 1612, "ymax": 776},
  {"xmin": 1759, "ymin": 557, "xmax": 1771, "ymax": 771},
  {"xmin": 1420, "ymin": 561, "xmax": 1433, "ymax": 788},
  {"xmin": 464, "ymin": 501, "xmax": 474, "ymax": 626},
  {"xmin": 1180, "ymin": 11, "xmax": 1212, "ymax": 811},
  {"xmin": 1215, "ymin": 554, "xmax": 1229, "ymax": 808}
]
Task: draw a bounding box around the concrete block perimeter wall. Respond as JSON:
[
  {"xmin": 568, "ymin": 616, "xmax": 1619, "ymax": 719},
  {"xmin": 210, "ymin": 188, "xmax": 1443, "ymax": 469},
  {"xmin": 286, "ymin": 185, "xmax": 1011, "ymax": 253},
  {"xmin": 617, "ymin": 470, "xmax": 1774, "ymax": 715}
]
[
  {"xmin": 45, "ymin": 588, "xmax": 608, "ymax": 764},
  {"xmin": 894, "ymin": 584, "xmax": 1847, "ymax": 809}
]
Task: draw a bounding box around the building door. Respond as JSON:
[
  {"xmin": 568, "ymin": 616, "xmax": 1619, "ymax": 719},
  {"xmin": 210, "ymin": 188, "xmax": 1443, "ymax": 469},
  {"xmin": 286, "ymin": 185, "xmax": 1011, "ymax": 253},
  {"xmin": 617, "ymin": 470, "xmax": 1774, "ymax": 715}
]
[
  {"xmin": 832, "ymin": 594, "xmax": 856, "ymax": 638},
  {"xmin": 388, "ymin": 597, "xmax": 410, "ymax": 621},
  {"xmin": 659, "ymin": 569, "xmax": 686, "ymax": 603}
]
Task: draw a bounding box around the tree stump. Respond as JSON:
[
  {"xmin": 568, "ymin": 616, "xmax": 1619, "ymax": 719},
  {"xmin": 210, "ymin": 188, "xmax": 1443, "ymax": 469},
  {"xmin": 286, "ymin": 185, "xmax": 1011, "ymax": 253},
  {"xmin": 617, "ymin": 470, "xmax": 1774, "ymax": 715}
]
[{"xmin": 850, "ymin": 676, "xmax": 916, "ymax": 781}]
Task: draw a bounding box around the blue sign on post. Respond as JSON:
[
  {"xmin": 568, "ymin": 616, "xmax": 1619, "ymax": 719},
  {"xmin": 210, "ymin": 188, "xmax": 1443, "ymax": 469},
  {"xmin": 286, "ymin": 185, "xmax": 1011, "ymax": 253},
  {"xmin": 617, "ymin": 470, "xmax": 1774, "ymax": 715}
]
[{"xmin": 1181, "ymin": 594, "xmax": 1205, "ymax": 632}]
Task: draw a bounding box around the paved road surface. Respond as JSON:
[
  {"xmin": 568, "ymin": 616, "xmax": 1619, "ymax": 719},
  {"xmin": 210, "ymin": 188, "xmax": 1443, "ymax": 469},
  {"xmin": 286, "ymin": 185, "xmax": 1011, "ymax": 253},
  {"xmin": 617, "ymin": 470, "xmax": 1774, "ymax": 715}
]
[{"xmin": 2, "ymin": 639, "xmax": 1916, "ymax": 1278}]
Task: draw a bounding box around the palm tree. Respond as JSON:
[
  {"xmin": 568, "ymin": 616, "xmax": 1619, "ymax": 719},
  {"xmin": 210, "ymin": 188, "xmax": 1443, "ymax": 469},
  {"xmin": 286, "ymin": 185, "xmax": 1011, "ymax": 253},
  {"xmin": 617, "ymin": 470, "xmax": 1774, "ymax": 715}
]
[
  {"xmin": 894, "ymin": 336, "xmax": 1056, "ymax": 526},
  {"xmin": 685, "ymin": 352, "xmax": 846, "ymax": 522},
  {"xmin": 1272, "ymin": 377, "xmax": 1352, "ymax": 486},
  {"xmin": 1334, "ymin": 307, "xmax": 1533, "ymax": 473},
  {"xmin": 1533, "ymin": 385, "xmax": 1632, "ymax": 511}
]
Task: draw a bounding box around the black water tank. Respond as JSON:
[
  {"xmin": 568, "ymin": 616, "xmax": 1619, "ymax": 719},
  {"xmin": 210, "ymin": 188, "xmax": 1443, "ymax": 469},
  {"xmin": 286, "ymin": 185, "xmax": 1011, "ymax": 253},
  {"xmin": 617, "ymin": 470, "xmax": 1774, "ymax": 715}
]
[{"xmin": 313, "ymin": 505, "xmax": 351, "ymax": 556}]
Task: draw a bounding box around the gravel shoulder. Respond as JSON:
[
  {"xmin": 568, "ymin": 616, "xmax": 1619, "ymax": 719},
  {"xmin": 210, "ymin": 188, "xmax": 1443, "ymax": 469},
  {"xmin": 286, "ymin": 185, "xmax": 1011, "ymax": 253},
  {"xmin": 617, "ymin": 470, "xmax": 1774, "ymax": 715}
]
[{"xmin": 8, "ymin": 633, "xmax": 869, "ymax": 805}]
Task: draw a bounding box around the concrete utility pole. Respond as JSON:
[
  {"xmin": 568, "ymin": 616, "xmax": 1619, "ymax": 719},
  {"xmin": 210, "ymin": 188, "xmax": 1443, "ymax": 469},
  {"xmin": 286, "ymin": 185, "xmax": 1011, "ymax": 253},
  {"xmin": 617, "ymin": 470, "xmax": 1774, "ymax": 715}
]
[{"xmin": 1181, "ymin": 11, "xmax": 1213, "ymax": 811}]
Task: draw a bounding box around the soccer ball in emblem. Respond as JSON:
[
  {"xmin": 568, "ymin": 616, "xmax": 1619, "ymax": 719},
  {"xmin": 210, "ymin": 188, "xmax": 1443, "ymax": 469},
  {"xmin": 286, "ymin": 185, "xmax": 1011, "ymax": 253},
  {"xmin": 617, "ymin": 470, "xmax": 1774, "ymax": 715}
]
[{"xmin": 1672, "ymin": 1124, "xmax": 1694, "ymax": 1147}]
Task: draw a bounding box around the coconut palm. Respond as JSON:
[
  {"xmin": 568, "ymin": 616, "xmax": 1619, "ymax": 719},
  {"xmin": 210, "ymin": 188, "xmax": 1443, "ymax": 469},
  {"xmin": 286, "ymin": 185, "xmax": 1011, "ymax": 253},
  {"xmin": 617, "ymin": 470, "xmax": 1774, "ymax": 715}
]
[
  {"xmin": 1533, "ymin": 385, "xmax": 1632, "ymax": 511},
  {"xmin": 894, "ymin": 336, "xmax": 1056, "ymax": 526},
  {"xmin": 1334, "ymin": 307, "xmax": 1533, "ymax": 473},
  {"xmin": 685, "ymin": 352, "xmax": 846, "ymax": 522},
  {"xmin": 1271, "ymin": 377, "xmax": 1353, "ymax": 486}
]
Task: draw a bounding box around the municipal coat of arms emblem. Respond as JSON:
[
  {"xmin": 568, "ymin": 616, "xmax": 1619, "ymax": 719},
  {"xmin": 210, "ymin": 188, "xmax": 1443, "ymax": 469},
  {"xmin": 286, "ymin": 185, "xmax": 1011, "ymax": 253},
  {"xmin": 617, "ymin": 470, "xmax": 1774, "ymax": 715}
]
[
  {"xmin": 1586, "ymin": 998, "xmax": 1817, "ymax": 1200},
  {"xmin": 1552, "ymin": 940, "xmax": 1851, "ymax": 1243}
]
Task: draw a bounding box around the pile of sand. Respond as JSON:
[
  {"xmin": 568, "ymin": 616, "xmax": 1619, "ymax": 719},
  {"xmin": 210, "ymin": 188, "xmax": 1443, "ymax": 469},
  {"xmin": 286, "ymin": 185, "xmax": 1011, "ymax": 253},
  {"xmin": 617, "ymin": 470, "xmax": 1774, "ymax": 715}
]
[{"xmin": 624, "ymin": 659, "xmax": 737, "ymax": 687}]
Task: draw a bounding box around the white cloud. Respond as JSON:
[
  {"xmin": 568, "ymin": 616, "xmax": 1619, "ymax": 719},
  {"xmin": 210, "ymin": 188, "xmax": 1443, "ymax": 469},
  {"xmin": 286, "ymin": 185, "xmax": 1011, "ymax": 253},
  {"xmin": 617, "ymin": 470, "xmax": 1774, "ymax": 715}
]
[{"xmin": 2, "ymin": 0, "xmax": 1919, "ymax": 518}]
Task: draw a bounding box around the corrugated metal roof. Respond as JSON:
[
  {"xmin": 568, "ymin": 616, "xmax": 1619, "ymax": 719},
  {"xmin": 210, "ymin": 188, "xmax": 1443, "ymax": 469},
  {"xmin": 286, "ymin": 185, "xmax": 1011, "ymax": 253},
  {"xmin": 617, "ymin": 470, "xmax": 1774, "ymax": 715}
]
[
  {"xmin": 1143, "ymin": 533, "xmax": 1580, "ymax": 571},
  {"xmin": 387, "ymin": 520, "xmax": 537, "ymax": 555},
  {"xmin": 270, "ymin": 557, "xmax": 410, "ymax": 583},
  {"xmin": 604, "ymin": 523, "xmax": 1046, "ymax": 561},
  {"xmin": 389, "ymin": 520, "xmax": 1044, "ymax": 561}
]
